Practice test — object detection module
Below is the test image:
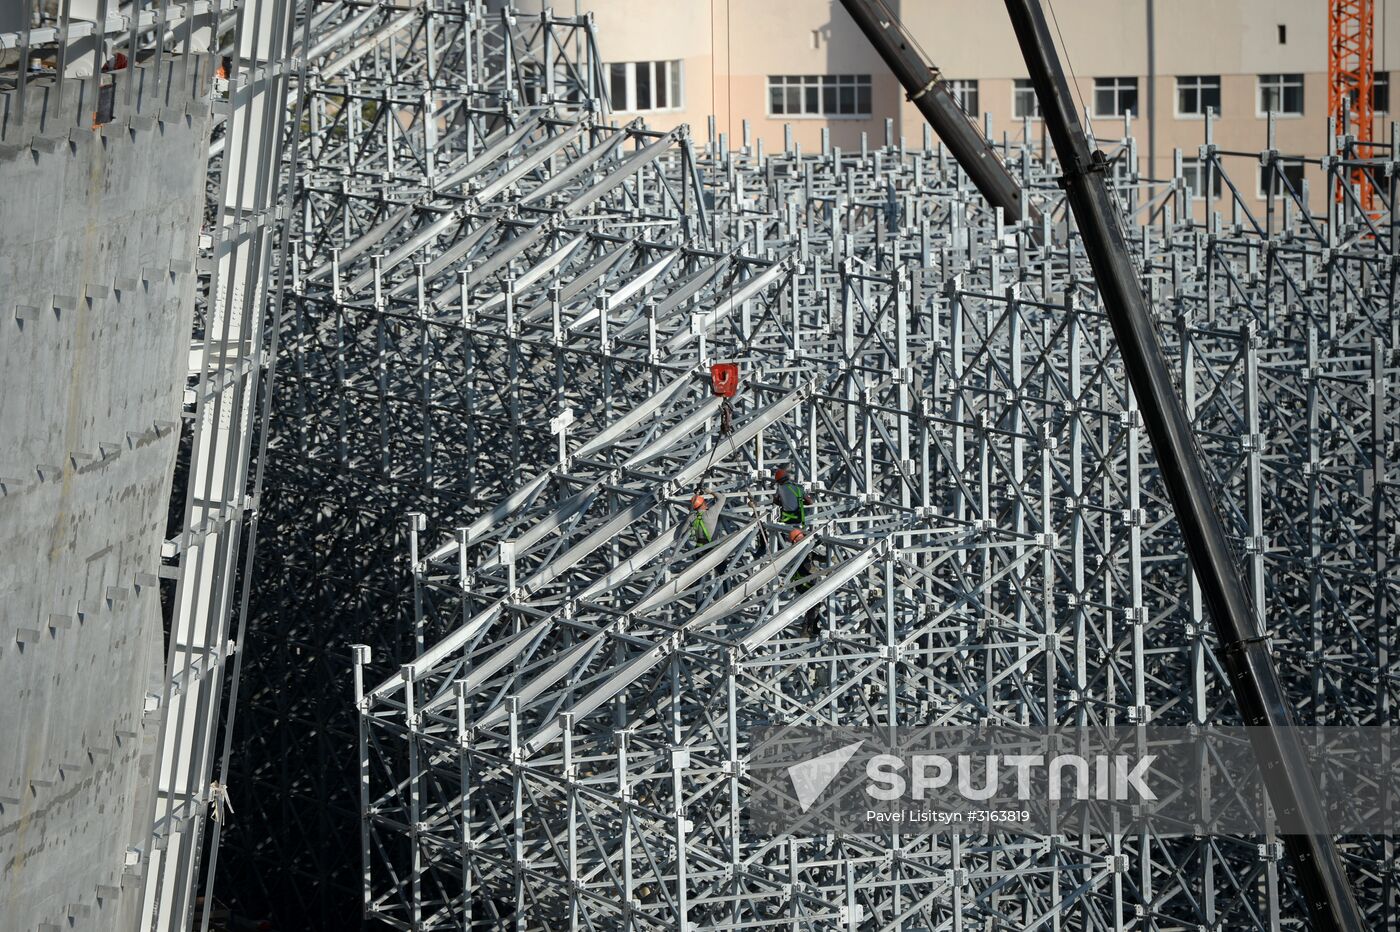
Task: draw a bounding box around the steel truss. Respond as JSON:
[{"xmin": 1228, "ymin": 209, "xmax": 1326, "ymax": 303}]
[{"xmin": 221, "ymin": 3, "xmax": 1400, "ymax": 929}]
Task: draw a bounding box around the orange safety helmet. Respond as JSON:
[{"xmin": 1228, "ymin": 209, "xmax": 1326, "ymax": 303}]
[
  {"xmin": 773, "ymin": 467, "xmax": 788, "ymax": 483},
  {"xmin": 787, "ymin": 528, "xmax": 805, "ymax": 544},
  {"xmin": 690, "ymin": 494, "xmax": 707, "ymax": 510}
]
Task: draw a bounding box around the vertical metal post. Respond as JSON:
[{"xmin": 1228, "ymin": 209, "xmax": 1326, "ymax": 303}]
[
  {"xmin": 353, "ymin": 645, "xmax": 372, "ymax": 915},
  {"xmin": 1001, "ymin": 2, "xmax": 1367, "ymax": 927},
  {"xmin": 838, "ymin": 0, "xmax": 1040, "ymax": 236}
]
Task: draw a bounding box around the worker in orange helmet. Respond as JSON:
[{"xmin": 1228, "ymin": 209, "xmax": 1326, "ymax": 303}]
[
  {"xmin": 690, "ymin": 493, "xmax": 717, "ymax": 546},
  {"xmin": 772, "ymin": 467, "xmax": 812, "ymax": 531},
  {"xmin": 772, "ymin": 468, "xmax": 820, "ymax": 636}
]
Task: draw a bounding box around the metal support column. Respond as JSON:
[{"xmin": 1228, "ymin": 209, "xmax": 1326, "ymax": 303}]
[{"xmin": 1001, "ymin": 1, "xmax": 1366, "ymax": 928}]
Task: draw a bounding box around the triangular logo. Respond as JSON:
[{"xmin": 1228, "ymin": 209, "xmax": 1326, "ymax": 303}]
[{"xmin": 787, "ymin": 740, "xmax": 864, "ymax": 811}]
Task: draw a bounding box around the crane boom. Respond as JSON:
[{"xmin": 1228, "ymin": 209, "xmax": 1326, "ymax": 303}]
[
  {"xmin": 1002, "ymin": 2, "xmax": 1367, "ymax": 930},
  {"xmin": 838, "ymin": 0, "xmax": 1042, "ymax": 237},
  {"xmin": 1330, "ymin": 0, "xmax": 1376, "ymax": 208}
]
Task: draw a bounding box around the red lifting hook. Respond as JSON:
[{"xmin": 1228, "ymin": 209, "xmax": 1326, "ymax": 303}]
[{"xmin": 710, "ymin": 363, "xmax": 739, "ymax": 398}]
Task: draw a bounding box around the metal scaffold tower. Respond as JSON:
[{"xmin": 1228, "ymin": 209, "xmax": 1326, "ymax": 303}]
[
  {"xmin": 213, "ymin": 2, "xmax": 1398, "ymax": 929},
  {"xmin": 145, "ymin": 3, "xmax": 308, "ymax": 928},
  {"xmin": 221, "ymin": 2, "xmax": 623, "ymax": 922}
]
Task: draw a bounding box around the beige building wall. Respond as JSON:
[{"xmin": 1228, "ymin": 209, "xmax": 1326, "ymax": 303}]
[
  {"xmin": 573, "ymin": 0, "xmax": 901, "ymax": 150},
  {"xmin": 896, "ymin": 0, "xmax": 1355, "ymax": 215},
  {"xmin": 553, "ymin": 0, "xmax": 1400, "ymax": 215}
]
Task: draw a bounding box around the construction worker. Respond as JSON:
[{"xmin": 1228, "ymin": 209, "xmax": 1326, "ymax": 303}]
[
  {"xmin": 692, "ymin": 493, "xmax": 745, "ymax": 586},
  {"xmin": 689, "ymin": 494, "xmax": 716, "ymax": 546},
  {"xmin": 772, "ymin": 467, "xmax": 812, "ymax": 530},
  {"xmin": 772, "ymin": 469, "xmax": 820, "ymax": 637}
]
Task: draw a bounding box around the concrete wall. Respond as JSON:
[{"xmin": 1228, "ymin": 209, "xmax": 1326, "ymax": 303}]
[{"xmin": 0, "ymin": 56, "xmax": 211, "ymax": 932}]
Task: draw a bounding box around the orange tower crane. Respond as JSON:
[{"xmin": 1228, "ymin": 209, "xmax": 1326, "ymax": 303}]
[{"xmin": 1329, "ymin": 0, "xmax": 1376, "ymax": 208}]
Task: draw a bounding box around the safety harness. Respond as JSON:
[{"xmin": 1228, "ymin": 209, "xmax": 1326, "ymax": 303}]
[
  {"xmin": 778, "ymin": 481, "xmax": 807, "ymax": 527},
  {"xmin": 691, "ymin": 511, "xmax": 713, "ymax": 545}
]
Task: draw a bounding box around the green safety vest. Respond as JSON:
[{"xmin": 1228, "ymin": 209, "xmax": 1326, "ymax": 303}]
[
  {"xmin": 778, "ymin": 482, "xmax": 807, "ymax": 527},
  {"xmin": 691, "ymin": 511, "xmax": 713, "ymax": 544}
]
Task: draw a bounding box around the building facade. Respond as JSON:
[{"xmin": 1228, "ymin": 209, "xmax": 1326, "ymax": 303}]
[{"xmin": 543, "ymin": 0, "xmax": 1400, "ymax": 215}]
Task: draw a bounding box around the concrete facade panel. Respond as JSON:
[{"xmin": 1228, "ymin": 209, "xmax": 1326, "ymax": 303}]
[{"xmin": 0, "ymin": 57, "xmax": 211, "ymax": 932}]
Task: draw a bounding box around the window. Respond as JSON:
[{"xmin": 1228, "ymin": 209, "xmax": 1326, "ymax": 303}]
[
  {"xmin": 608, "ymin": 63, "xmax": 627, "ymax": 109},
  {"xmin": 947, "ymin": 79, "xmax": 979, "ymax": 117},
  {"xmin": 1013, "ymin": 78, "xmax": 1040, "ymax": 118},
  {"xmin": 767, "ymin": 75, "xmax": 871, "ymax": 117},
  {"xmin": 1259, "ymin": 161, "xmax": 1306, "ymax": 197},
  {"xmin": 1258, "ymin": 74, "xmax": 1304, "ymax": 115},
  {"xmin": 1176, "ymin": 75, "xmax": 1221, "ymax": 117},
  {"xmin": 1277, "ymin": 24, "xmax": 1287, "ymax": 44},
  {"xmin": 1094, "ymin": 77, "xmax": 1139, "ymax": 117},
  {"xmin": 1182, "ymin": 158, "xmax": 1222, "ymax": 199},
  {"xmin": 604, "ymin": 60, "xmax": 683, "ymax": 112},
  {"xmin": 1343, "ymin": 72, "xmax": 1389, "ymax": 114}
]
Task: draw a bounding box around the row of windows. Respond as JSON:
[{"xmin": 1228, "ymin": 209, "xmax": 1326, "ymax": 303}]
[
  {"xmin": 982, "ymin": 74, "xmax": 1388, "ymax": 120},
  {"xmin": 778, "ymin": 73, "xmax": 1330, "ymax": 120},
  {"xmin": 824, "ymin": 73, "xmax": 1383, "ymax": 120},
  {"xmin": 605, "ymin": 67, "xmax": 878, "ymax": 117},
  {"xmin": 605, "ymin": 65, "xmax": 1391, "ymax": 122},
  {"xmin": 769, "ymin": 74, "xmax": 873, "ymax": 117},
  {"xmin": 607, "ymin": 68, "xmax": 876, "ymax": 117}
]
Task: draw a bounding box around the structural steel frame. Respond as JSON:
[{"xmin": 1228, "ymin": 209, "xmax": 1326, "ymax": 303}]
[
  {"xmin": 294, "ymin": 7, "xmax": 1398, "ymax": 930},
  {"xmin": 15, "ymin": 2, "xmax": 1377, "ymax": 929}
]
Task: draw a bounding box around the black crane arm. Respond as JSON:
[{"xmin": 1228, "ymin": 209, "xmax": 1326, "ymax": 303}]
[
  {"xmin": 838, "ymin": 0, "xmax": 1042, "ymax": 237},
  {"xmin": 1001, "ymin": 2, "xmax": 1365, "ymax": 929}
]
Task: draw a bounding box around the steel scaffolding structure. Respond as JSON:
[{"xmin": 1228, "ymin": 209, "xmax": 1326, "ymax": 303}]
[
  {"xmin": 205, "ymin": 3, "xmax": 1400, "ymax": 929},
  {"xmin": 220, "ymin": 3, "xmax": 622, "ymax": 922},
  {"xmin": 142, "ymin": 3, "xmax": 310, "ymax": 929}
]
